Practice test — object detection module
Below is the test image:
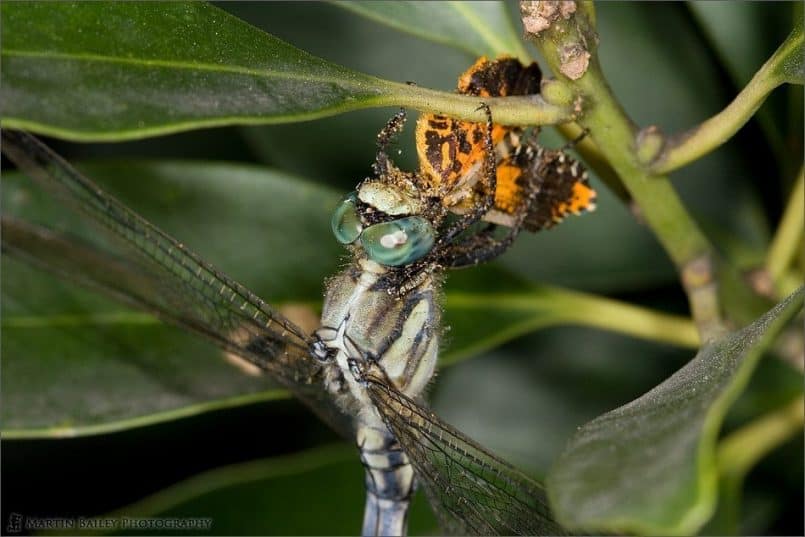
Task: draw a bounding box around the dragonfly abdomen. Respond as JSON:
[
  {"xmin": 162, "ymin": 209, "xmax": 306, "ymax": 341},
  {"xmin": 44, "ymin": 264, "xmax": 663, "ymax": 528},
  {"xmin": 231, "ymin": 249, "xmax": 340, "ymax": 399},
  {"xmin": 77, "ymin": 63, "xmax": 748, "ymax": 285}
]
[{"xmin": 358, "ymin": 423, "xmax": 415, "ymax": 537}]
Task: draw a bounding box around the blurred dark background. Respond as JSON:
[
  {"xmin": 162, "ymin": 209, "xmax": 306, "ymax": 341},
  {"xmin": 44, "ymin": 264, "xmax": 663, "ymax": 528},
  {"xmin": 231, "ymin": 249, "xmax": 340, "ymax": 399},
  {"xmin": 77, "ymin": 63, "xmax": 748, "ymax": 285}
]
[{"xmin": 2, "ymin": 2, "xmax": 802, "ymax": 535}]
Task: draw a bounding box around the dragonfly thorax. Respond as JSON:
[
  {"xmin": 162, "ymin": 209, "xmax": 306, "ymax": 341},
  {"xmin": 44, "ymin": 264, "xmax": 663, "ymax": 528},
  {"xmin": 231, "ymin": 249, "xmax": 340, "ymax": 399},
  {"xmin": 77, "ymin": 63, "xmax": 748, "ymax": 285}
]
[{"xmin": 316, "ymin": 257, "xmax": 440, "ymax": 415}]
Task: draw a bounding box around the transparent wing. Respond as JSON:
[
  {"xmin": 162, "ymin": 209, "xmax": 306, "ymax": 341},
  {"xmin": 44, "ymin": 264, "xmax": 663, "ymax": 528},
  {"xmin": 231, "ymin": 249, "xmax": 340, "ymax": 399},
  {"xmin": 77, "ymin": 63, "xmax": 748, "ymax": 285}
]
[
  {"xmin": 1, "ymin": 129, "xmax": 352, "ymax": 437},
  {"xmin": 364, "ymin": 372, "xmax": 566, "ymax": 536}
]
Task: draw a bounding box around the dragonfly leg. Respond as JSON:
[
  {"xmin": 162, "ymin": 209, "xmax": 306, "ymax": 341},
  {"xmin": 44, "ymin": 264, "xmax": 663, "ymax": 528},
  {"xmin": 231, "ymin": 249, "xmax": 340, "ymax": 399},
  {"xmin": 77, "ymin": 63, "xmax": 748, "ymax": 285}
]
[{"xmin": 311, "ymin": 339, "xmax": 332, "ymax": 362}]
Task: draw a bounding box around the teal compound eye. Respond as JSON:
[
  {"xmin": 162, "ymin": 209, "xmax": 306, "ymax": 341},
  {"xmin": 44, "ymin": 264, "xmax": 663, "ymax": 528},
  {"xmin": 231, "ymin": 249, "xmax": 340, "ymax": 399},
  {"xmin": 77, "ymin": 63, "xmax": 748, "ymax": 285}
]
[
  {"xmin": 331, "ymin": 192, "xmax": 363, "ymax": 244},
  {"xmin": 360, "ymin": 216, "xmax": 435, "ymax": 267}
]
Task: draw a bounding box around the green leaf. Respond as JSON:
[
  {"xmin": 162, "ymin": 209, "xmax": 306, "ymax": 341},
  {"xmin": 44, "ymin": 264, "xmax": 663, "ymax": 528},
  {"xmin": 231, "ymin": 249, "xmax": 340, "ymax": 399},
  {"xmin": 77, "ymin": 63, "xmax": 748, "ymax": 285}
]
[
  {"xmin": 78, "ymin": 443, "xmax": 439, "ymax": 536},
  {"xmin": 1, "ymin": 161, "xmax": 344, "ymax": 437},
  {"xmin": 1, "ymin": 301, "xmax": 289, "ymax": 439},
  {"xmin": 0, "ymin": 2, "xmax": 567, "ymax": 141},
  {"xmin": 769, "ymin": 20, "xmax": 805, "ymax": 85},
  {"xmin": 0, "ymin": 2, "xmax": 381, "ymax": 139},
  {"xmin": 546, "ymin": 287, "xmax": 804, "ymax": 535},
  {"xmin": 333, "ymin": 0, "xmax": 529, "ymax": 61}
]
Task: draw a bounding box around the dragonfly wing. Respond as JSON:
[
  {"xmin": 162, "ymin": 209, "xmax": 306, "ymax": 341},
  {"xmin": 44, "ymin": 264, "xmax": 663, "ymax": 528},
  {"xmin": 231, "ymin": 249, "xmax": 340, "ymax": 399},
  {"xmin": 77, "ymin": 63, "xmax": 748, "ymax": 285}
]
[
  {"xmin": 1, "ymin": 130, "xmax": 353, "ymax": 438},
  {"xmin": 364, "ymin": 372, "xmax": 566, "ymax": 536}
]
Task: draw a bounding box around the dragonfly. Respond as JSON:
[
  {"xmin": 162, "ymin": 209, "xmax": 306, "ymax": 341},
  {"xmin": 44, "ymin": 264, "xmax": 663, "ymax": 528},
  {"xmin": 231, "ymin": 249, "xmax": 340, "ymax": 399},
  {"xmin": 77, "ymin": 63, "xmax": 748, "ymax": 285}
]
[{"xmin": 1, "ymin": 114, "xmax": 569, "ymax": 535}]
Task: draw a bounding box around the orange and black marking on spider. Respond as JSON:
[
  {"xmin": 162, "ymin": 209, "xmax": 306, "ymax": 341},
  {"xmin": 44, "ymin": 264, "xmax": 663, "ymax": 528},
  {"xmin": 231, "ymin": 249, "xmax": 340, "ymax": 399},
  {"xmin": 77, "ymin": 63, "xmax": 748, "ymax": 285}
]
[
  {"xmin": 415, "ymin": 55, "xmax": 596, "ymax": 232},
  {"xmin": 336, "ymin": 57, "xmax": 597, "ymax": 289}
]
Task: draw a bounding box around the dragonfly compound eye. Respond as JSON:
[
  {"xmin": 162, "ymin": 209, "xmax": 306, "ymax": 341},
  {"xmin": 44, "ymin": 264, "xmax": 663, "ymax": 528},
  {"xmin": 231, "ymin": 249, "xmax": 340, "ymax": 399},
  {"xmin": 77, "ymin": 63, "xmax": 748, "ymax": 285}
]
[
  {"xmin": 360, "ymin": 216, "xmax": 434, "ymax": 267},
  {"xmin": 331, "ymin": 192, "xmax": 363, "ymax": 244}
]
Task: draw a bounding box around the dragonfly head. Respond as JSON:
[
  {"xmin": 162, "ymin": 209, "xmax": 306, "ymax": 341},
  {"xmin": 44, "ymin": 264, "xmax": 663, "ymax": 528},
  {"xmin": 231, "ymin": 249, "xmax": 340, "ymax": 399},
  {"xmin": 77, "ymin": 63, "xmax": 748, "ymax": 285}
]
[{"xmin": 331, "ymin": 178, "xmax": 436, "ymax": 267}]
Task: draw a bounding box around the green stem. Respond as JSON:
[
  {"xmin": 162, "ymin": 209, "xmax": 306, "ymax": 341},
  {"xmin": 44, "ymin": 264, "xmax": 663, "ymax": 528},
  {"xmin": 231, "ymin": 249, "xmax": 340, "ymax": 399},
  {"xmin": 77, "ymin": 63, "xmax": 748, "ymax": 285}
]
[
  {"xmin": 518, "ymin": 1, "xmax": 780, "ymax": 338},
  {"xmin": 388, "ymin": 82, "xmax": 575, "ymax": 125},
  {"xmin": 778, "ymin": 270, "xmax": 804, "ymax": 299},
  {"xmin": 447, "ymin": 286, "xmax": 700, "ymax": 349},
  {"xmin": 709, "ymin": 395, "xmax": 804, "ymax": 534},
  {"xmin": 686, "ymin": 3, "xmax": 787, "ymax": 173},
  {"xmin": 766, "ymin": 165, "xmax": 805, "ymax": 288},
  {"xmin": 554, "ymin": 289, "xmax": 700, "ymax": 348},
  {"xmin": 572, "ymin": 66, "xmax": 713, "ymax": 269},
  {"xmin": 519, "ymin": 4, "xmax": 712, "ymax": 267},
  {"xmin": 651, "ymin": 23, "xmax": 804, "ymax": 175},
  {"xmin": 717, "ymin": 395, "xmax": 804, "ymax": 479},
  {"xmin": 556, "ymin": 121, "xmax": 631, "ymax": 203}
]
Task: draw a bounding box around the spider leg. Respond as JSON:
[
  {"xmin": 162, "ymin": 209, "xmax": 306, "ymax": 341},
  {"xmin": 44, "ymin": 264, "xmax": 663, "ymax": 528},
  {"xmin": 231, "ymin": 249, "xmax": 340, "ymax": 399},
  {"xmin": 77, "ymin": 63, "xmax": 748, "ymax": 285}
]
[
  {"xmin": 559, "ymin": 127, "xmax": 590, "ymax": 151},
  {"xmin": 373, "ymin": 108, "xmax": 407, "ymax": 177},
  {"xmin": 440, "ymin": 165, "xmax": 538, "ymax": 268},
  {"xmin": 439, "ymin": 226, "xmax": 520, "ymax": 268}
]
